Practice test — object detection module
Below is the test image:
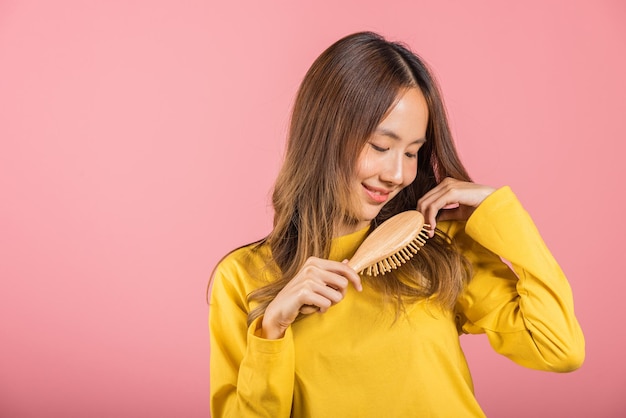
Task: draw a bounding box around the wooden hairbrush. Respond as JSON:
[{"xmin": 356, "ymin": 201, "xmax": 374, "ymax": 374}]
[
  {"xmin": 299, "ymin": 210, "xmax": 430, "ymax": 314},
  {"xmin": 348, "ymin": 210, "xmax": 430, "ymax": 277}
]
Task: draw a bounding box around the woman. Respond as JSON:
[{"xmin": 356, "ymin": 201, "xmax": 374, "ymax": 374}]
[{"xmin": 208, "ymin": 31, "xmax": 584, "ymax": 417}]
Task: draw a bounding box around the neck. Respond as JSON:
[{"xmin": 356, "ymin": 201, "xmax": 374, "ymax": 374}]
[{"xmin": 334, "ymin": 220, "xmax": 370, "ymax": 238}]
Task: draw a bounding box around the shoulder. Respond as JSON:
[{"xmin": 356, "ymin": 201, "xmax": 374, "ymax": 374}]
[
  {"xmin": 215, "ymin": 240, "xmax": 272, "ymax": 277},
  {"xmin": 211, "ymin": 240, "xmax": 275, "ymax": 296}
]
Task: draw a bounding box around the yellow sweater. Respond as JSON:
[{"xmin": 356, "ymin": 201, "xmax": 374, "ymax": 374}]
[{"xmin": 209, "ymin": 187, "xmax": 584, "ymax": 417}]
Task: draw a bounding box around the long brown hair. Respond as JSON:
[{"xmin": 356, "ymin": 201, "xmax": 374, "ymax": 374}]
[{"xmin": 246, "ymin": 32, "xmax": 472, "ymax": 324}]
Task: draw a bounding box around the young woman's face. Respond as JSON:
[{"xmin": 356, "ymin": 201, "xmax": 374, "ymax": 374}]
[{"xmin": 344, "ymin": 87, "xmax": 429, "ymax": 235}]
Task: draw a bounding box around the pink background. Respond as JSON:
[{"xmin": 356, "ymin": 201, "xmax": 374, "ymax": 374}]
[{"xmin": 1, "ymin": 0, "xmax": 624, "ymax": 417}]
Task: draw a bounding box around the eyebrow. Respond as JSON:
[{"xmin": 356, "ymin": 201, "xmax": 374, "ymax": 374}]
[{"xmin": 375, "ymin": 128, "xmax": 426, "ymax": 144}]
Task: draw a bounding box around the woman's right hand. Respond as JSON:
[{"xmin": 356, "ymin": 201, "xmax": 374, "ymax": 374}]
[{"xmin": 260, "ymin": 257, "xmax": 362, "ymax": 340}]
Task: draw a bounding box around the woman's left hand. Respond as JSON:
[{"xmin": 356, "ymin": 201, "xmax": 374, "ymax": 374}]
[{"xmin": 417, "ymin": 177, "xmax": 496, "ymax": 237}]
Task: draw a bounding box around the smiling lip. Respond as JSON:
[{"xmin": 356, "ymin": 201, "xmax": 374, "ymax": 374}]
[{"xmin": 362, "ymin": 184, "xmax": 392, "ymax": 204}]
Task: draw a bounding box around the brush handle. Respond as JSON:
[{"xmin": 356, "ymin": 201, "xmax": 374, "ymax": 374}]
[{"xmin": 346, "ymin": 257, "xmax": 367, "ymax": 274}]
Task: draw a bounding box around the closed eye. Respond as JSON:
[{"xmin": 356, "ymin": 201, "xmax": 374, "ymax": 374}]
[
  {"xmin": 405, "ymin": 152, "xmax": 418, "ymax": 159},
  {"xmin": 369, "ymin": 143, "xmax": 388, "ymax": 152}
]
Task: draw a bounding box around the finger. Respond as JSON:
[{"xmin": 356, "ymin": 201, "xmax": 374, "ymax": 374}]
[
  {"xmin": 419, "ymin": 186, "xmax": 460, "ymax": 214},
  {"xmin": 417, "ymin": 177, "xmax": 456, "ymax": 204},
  {"xmin": 418, "ymin": 181, "xmax": 464, "ymax": 235},
  {"xmin": 321, "ymin": 277, "xmax": 349, "ymax": 298},
  {"xmin": 299, "ymin": 305, "xmax": 319, "ymax": 315},
  {"xmin": 315, "ymin": 283, "xmax": 345, "ymax": 304},
  {"xmin": 442, "ymin": 202, "xmax": 460, "ymax": 209},
  {"xmin": 418, "ymin": 198, "xmax": 441, "ymax": 237},
  {"xmin": 299, "ymin": 293, "xmax": 333, "ymax": 314},
  {"xmin": 419, "ymin": 179, "xmax": 495, "ymax": 212},
  {"xmin": 317, "ymin": 259, "xmax": 362, "ymax": 292},
  {"xmin": 342, "ymin": 267, "xmax": 363, "ymax": 292},
  {"xmin": 298, "ymin": 280, "xmax": 347, "ymax": 315},
  {"xmin": 417, "ymin": 190, "xmax": 442, "ymax": 231}
]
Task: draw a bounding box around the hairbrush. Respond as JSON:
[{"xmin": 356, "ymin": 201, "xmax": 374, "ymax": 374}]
[
  {"xmin": 348, "ymin": 210, "xmax": 430, "ymax": 276},
  {"xmin": 299, "ymin": 210, "xmax": 430, "ymax": 314}
]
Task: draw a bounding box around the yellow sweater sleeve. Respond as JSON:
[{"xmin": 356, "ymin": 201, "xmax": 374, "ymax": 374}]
[
  {"xmin": 209, "ymin": 250, "xmax": 295, "ymax": 417},
  {"xmin": 449, "ymin": 186, "xmax": 585, "ymax": 372}
]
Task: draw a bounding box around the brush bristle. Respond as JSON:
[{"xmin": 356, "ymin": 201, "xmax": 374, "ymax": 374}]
[{"xmin": 361, "ymin": 226, "xmax": 431, "ymax": 276}]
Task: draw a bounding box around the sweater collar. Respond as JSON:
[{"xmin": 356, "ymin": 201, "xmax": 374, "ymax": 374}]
[{"xmin": 328, "ymin": 226, "xmax": 370, "ymax": 262}]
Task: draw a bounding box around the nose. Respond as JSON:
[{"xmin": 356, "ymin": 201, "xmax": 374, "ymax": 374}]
[{"xmin": 380, "ymin": 153, "xmax": 404, "ymax": 185}]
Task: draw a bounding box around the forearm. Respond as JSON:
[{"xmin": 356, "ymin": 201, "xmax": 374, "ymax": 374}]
[{"xmin": 458, "ymin": 187, "xmax": 585, "ymax": 371}]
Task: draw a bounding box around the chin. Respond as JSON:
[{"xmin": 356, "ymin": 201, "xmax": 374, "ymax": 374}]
[{"xmin": 360, "ymin": 209, "xmax": 384, "ymax": 224}]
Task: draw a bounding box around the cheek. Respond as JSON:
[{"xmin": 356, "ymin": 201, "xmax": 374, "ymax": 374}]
[
  {"xmin": 355, "ymin": 150, "xmax": 375, "ymax": 179},
  {"xmin": 403, "ymin": 161, "xmax": 418, "ymax": 185}
]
